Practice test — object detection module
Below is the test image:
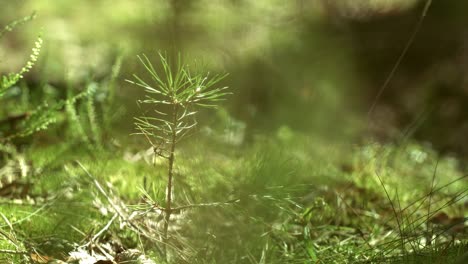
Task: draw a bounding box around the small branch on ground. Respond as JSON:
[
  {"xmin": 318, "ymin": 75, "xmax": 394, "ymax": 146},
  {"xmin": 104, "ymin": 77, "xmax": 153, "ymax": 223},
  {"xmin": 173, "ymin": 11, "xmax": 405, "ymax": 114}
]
[{"xmin": 0, "ymin": 249, "xmax": 28, "ymax": 254}]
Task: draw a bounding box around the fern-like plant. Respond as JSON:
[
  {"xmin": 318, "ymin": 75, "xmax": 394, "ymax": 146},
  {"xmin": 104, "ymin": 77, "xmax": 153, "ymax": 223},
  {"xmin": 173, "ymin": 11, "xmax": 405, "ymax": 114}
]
[
  {"xmin": 0, "ymin": 14, "xmax": 91, "ymax": 143},
  {"xmin": 0, "ymin": 13, "xmax": 42, "ymax": 97},
  {"xmin": 0, "ymin": 14, "xmax": 43, "ymax": 143},
  {"xmin": 127, "ymin": 52, "xmax": 229, "ymax": 257}
]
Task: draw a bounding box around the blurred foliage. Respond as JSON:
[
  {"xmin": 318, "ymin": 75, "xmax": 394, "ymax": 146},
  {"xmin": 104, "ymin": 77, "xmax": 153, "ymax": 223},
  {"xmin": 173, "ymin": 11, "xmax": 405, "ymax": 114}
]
[
  {"xmin": 2, "ymin": 0, "xmax": 361, "ymax": 142},
  {"xmin": 1, "ymin": 1, "xmax": 468, "ymax": 262},
  {"xmin": 1, "ymin": 0, "xmax": 467, "ymax": 157}
]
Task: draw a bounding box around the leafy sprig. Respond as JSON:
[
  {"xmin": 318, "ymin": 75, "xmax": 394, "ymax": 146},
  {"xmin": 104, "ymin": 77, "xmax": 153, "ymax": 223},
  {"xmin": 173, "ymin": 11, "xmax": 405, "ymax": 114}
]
[
  {"xmin": 0, "ymin": 12, "xmax": 43, "ymax": 96},
  {"xmin": 127, "ymin": 52, "xmax": 229, "ymax": 154}
]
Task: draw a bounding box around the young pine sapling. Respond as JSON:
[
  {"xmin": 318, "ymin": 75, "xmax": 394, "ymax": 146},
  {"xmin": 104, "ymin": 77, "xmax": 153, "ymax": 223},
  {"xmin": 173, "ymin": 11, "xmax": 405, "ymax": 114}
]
[{"xmin": 127, "ymin": 52, "xmax": 229, "ymax": 256}]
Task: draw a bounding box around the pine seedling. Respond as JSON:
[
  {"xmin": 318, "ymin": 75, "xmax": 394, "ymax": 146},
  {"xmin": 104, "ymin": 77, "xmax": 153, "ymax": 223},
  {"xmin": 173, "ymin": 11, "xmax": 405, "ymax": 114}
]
[{"xmin": 127, "ymin": 52, "xmax": 229, "ymax": 257}]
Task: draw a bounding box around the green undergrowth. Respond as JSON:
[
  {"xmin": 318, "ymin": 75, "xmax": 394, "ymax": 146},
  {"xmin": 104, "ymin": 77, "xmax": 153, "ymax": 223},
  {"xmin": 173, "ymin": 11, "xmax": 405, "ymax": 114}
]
[
  {"xmin": 1, "ymin": 8, "xmax": 466, "ymax": 264},
  {"xmin": 1, "ymin": 124, "xmax": 466, "ymax": 263}
]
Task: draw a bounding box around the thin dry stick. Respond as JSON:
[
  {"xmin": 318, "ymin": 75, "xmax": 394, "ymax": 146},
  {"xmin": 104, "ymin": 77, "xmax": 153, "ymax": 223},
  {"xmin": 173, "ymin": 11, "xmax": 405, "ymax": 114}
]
[
  {"xmin": 76, "ymin": 161, "xmax": 167, "ymax": 256},
  {"xmin": 93, "ymin": 244, "xmax": 117, "ymax": 264},
  {"xmin": 77, "ymin": 162, "xmax": 194, "ymax": 263},
  {"xmin": 149, "ymin": 198, "xmax": 240, "ymax": 213},
  {"xmin": 171, "ymin": 198, "xmax": 240, "ymax": 212},
  {"xmin": 0, "ymin": 249, "xmax": 28, "ymax": 254},
  {"xmin": 84, "ymin": 213, "xmax": 118, "ymax": 247}
]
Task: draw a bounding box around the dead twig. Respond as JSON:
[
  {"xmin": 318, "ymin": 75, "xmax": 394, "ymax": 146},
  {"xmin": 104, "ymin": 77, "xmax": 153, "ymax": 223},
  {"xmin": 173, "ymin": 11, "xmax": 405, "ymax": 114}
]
[
  {"xmin": 83, "ymin": 213, "xmax": 118, "ymax": 248},
  {"xmin": 170, "ymin": 199, "xmax": 240, "ymax": 212},
  {"xmin": 75, "ymin": 161, "xmax": 166, "ymax": 256},
  {"xmin": 0, "ymin": 249, "xmax": 28, "ymax": 254}
]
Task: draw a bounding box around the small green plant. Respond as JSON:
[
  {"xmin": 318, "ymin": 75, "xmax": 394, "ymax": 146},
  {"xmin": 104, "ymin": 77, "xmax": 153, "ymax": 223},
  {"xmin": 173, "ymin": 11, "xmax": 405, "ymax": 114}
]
[
  {"xmin": 127, "ymin": 52, "xmax": 229, "ymax": 257},
  {"xmin": 0, "ymin": 13, "xmax": 42, "ymax": 97},
  {"xmin": 0, "ymin": 14, "xmax": 43, "ymax": 144},
  {"xmin": 0, "ymin": 14, "xmax": 116, "ymax": 145}
]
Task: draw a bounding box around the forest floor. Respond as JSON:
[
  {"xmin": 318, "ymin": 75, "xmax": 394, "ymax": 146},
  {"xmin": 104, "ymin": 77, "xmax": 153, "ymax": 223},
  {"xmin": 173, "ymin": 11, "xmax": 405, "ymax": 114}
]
[{"xmin": 0, "ymin": 126, "xmax": 467, "ymax": 263}]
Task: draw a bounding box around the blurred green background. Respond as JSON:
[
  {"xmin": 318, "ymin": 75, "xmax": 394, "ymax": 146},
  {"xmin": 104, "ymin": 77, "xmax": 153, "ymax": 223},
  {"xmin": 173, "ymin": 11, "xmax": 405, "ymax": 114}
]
[{"xmin": 2, "ymin": 0, "xmax": 468, "ymax": 157}]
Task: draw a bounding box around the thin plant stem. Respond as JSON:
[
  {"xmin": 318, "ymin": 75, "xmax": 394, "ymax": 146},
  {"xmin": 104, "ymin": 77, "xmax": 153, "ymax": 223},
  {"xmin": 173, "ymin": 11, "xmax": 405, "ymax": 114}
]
[{"xmin": 163, "ymin": 103, "xmax": 179, "ymax": 258}]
